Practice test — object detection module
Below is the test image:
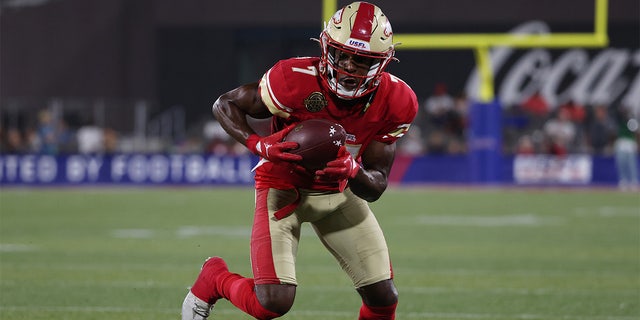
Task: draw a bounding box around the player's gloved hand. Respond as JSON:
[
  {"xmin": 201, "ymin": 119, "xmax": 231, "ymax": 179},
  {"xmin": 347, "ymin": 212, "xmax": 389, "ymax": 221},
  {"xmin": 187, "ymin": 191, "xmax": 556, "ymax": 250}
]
[
  {"xmin": 246, "ymin": 125, "xmax": 302, "ymax": 163},
  {"xmin": 315, "ymin": 146, "xmax": 360, "ymax": 191}
]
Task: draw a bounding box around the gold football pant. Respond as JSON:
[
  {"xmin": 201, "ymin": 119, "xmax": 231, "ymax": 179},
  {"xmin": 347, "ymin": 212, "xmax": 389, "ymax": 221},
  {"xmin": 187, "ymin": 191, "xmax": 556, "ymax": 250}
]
[{"xmin": 251, "ymin": 187, "xmax": 393, "ymax": 288}]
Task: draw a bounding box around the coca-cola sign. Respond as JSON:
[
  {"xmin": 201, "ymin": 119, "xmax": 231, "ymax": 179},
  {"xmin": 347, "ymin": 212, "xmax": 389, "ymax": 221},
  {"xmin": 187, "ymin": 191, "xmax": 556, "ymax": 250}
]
[{"xmin": 465, "ymin": 21, "xmax": 639, "ymax": 115}]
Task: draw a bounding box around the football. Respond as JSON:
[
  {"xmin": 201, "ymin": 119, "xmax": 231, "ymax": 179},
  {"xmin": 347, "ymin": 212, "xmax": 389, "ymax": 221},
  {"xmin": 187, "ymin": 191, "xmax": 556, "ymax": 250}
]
[{"xmin": 283, "ymin": 119, "xmax": 347, "ymax": 172}]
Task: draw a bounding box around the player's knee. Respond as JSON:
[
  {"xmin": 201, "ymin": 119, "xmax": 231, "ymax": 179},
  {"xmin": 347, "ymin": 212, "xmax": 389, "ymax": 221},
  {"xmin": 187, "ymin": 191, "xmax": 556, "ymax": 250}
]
[
  {"xmin": 357, "ymin": 279, "xmax": 398, "ymax": 307},
  {"xmin": 256, "ymin": 284, "xmax": 296, "ymax": 315},
  {"xmin": 258, "ymin": 294, "xmax": 295, "ymax": 315}
]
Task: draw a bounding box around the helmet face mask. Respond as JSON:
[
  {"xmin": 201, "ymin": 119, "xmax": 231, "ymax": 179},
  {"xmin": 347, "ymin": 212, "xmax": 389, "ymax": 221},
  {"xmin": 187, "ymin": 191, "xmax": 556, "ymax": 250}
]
[{"xmin": 319, "ymin": 2, "xmax": 396, "ymax": 100}]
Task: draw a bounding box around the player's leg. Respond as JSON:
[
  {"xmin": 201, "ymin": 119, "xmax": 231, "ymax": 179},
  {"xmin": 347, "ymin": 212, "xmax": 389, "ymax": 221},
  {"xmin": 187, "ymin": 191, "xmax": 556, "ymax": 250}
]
[
  {"xmin": 310, "ymin": 189, "xmax": 398, "ymax": 319},
  {"xmin": 182, "ymin": 256, "xmax": 284, "ymax": 320},
  {"xmin": 182, "ymin": 188, "xmax": 301, "ymax": 320},
  {"xmin": 221, "ymin": 187, "xmax": 301, "ymax": 317},
  {"xmin": 181, "ymin": 256, "xmax": 230, "ymax": 320},
  {"xmin": 251, "ymin": 188, "xmax": 302, "ymax": 315}
]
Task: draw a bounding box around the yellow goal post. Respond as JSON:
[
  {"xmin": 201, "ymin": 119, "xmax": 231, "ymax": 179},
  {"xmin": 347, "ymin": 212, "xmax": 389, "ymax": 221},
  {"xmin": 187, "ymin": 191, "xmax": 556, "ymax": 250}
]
[{"xmin": 322, "ymin": 0, "xmax": 609, "ymax": 102}]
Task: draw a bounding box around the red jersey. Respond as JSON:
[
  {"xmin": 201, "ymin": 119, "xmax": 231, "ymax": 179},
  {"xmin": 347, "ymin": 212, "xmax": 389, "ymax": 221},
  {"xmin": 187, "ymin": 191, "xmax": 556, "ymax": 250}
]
[{"xmin": 255, "ymin": 57, "xmax": 418, "ymax": 190}]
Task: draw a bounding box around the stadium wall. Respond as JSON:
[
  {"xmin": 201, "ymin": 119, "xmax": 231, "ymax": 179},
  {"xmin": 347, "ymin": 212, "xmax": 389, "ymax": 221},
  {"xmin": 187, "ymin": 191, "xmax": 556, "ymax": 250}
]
[{"xmin": 2, "ymin": 0, "xmax": 638, "ymax": 128}]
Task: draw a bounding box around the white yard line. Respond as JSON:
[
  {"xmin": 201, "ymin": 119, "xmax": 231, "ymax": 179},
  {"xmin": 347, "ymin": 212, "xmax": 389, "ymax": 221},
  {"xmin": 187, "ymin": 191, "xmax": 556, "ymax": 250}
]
[
  {"xmin": 414, "ymin": 213, "xmax": 564, "ymax": 226},
  {"xmin": 0, "ymin": 243, "xmax": 37, "ymax": 252}
]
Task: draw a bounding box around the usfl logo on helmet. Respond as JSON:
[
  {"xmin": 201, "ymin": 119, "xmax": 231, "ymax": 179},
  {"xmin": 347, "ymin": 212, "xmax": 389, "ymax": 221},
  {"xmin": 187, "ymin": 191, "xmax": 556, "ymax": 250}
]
[{"xmin": 347, "ymin": 39, "xmax": 370, "ymax": 50}]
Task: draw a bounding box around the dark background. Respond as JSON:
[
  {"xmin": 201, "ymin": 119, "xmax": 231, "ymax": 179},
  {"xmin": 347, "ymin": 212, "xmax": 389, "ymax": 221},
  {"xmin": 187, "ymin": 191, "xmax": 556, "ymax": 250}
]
[{"xmin": 1, "ymin": 0, "xmax": 638, "ymax": 128}]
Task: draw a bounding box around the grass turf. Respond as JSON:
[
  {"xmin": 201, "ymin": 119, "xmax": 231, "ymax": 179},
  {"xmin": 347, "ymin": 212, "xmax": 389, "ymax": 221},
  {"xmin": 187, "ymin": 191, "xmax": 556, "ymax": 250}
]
[{"xmin": 0, "ymin": 187, "xmax": 638, "ymax": 319}]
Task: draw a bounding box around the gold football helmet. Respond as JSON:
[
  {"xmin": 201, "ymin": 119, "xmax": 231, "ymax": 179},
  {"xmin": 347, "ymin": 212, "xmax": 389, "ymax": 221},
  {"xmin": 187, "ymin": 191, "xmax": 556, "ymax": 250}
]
[{"xmin": 319, "ymin": 1, "xmax": 396, "ymax": 100}]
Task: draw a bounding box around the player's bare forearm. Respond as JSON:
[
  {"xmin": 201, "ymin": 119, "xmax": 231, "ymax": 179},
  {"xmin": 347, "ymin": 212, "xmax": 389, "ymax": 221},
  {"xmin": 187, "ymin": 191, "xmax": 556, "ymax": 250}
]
[
  {"xmin": 349, "ymin": 168, "xmax": 388, "ymax": 202},
  {"xmin": 212, "ymin": 83, "xmax": 272, "ymax": 145},
  {"xmin": 212, "ymin": 98, "xmax": 254, "ymax": 144},
  {"xmin": 348, "ymin": 141, "xmax": 395, "ymax": 202}
]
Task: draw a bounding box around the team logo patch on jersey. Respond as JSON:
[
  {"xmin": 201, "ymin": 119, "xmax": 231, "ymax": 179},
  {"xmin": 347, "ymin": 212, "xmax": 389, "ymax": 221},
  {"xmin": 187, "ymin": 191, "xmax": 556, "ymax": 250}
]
[{"xmin": 304, "ymin": 92, "xmax": 328, "ymax": 112}]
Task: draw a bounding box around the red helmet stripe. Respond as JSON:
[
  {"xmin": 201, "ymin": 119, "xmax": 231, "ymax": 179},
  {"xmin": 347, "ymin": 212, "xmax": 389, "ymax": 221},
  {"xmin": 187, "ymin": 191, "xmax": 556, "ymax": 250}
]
[{"xmin": 350, "ymin": 2, "xmax": 375, "ymax": 42}]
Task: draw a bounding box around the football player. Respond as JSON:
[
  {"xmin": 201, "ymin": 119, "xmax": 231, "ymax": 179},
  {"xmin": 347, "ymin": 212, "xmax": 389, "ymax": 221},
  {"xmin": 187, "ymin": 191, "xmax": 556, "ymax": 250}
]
[{"xmin": 182, "ymin": 2, "xmax": 418, "ymax": 319}]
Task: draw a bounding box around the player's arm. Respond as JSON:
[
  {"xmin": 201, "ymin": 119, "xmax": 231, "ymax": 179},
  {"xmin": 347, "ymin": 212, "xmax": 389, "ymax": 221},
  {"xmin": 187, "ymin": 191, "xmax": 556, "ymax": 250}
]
[
  {"xmin": 212, "ymin": 82, "xmax": 272, "ymax": 145},
  {"xmin": 317, "ymin": 139, "xmax": 396, "ymax": 202},
  {"xmin": 349, "ymin": 140, "xmax": 395, "ymax": 202},
  {"xmin": 212, "ymin": 82, "xmax": 301, "ymax": 162}
]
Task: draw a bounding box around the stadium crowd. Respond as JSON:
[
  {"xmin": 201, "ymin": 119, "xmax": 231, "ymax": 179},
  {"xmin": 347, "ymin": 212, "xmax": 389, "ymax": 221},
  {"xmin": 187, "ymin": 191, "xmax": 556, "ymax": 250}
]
[
  {"xmin": 0, "ymin": 109, "xmax": 120, "ymax": 155},
  {"xmin": 397, "ymin": 84, "xmax": 639, "ymax": 159},
  {"xmin": 1, "ymin": 89, "xmax": 638, "ymax": 158}
]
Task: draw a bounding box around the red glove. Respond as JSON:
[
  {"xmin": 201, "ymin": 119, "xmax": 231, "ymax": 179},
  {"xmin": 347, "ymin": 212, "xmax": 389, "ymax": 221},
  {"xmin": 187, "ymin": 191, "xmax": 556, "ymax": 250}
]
[
  {"xmin": 315, "ymin": 146, "xmax": 360, "ymax": 191},
  {"xmin": 246, "ymin": 125, "xmax": 302, "ymax": 163}
]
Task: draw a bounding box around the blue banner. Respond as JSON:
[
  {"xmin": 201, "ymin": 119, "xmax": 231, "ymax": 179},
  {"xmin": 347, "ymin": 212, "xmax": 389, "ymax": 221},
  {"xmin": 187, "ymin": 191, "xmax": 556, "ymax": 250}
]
[
  {"xmin": 0, "ymin": 154, "xmax": 257, "ymax": 186},
  {"xmin": 0, "ymin": 153, "xmax": 632, "ymax": 186}
]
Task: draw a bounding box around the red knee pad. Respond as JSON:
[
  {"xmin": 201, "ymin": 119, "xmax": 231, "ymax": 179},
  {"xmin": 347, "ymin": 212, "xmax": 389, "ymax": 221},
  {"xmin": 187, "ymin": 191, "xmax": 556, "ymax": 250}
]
[{"xmin": 359, "ymin": 302, "xmax": 397, "ymax": 320}]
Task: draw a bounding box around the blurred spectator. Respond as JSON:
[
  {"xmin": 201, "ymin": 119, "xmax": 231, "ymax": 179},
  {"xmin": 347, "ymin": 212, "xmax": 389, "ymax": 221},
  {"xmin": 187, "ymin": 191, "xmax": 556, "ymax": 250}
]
[
  {"xmin": 613, "ymin": 108, "xmax": 639, "ymax": 191},
  {"xmin": 543, "ymin": 108, "xmax": 576, "ymax": 156},
  {"xmin": 103, "ymin": 128, "xmax": 119, "ymax": 153},
  {"xmin": 558, "ymin": 99, "xmax": 586, "ymax": 124},
  {"xmin": 25, "ymin": 127, "xmax": 39, "ymax": 152},
  {"xmin": 397, "ymin": 125, "xmax": 425, "ymax": 155},
  {"xmin": 425, "ymin": 130, "xmax": 448, "ymax": 155},
  {"xmin": 36, "ymin": 109, "xmax": 58, "ymax": 154},
  {"xmin": 77, "ymin": 119, "xmax": 104, "ymax": 154},
  {"xmin": 204, "ymin": 120, "xmax": 229, "ymax": 154},
  {"xmin": 203, "ymin": 120, "xmax": 248, "ymax": 155},
  {"xmin": 1, "ymin": 127, "xmax": 29, "ymax": 154},
  {"xmin": 56, "ymin": 118, "xmax": 76, "ymax": 153},
  {"xmin": 587, "ymin": 105, "xmax": 617, "ymax": 155},
  {"xmin": 421, "ymin": 85, "xmax": 470, "ymax": 156},
  {"xmin": 424, "ymin": 83, "xmax": 454, "ymax": 129},
  {"xmin": 502, "ymin": 106, "xmax": 531, "ymax": 153},
  {"xmin": 447, "ymin": 92, "xmax": 469, "ymax": 139},
  {"xmin": 515, "ymin": 134, "xmax": 536, "ymax": 155},
  {"xmin": 520, "ymin": 90, "xmax": 550, "ymax": 118},
  {"xmin": 520, "ymin": 91, "xmax": 550, "ymax": 131}
]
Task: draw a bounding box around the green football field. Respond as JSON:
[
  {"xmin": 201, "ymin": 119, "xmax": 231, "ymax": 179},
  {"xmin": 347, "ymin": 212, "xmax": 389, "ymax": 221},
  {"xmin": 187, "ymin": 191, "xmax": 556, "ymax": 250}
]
[{"xmin": 0, "ymin": 187, "xmax": 638, "ymax": 320}]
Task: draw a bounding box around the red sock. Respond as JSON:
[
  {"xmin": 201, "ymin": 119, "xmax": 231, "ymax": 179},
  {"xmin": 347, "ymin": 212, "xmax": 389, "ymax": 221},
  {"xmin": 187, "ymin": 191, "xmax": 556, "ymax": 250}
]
[
  {"xmin": 224, "ymin": 276, "xmax": 281, "ymax": 320},
  {"xmin": 189, "ymin": 270, "xmax": 219, "ymax": 303},
  {"xmin": 190, "ymin": 267, "xmax": 281, "ymax": 320},
  {"xmin": 359, "ymin": 302, "xmax": 397, "ymax": 320}
]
